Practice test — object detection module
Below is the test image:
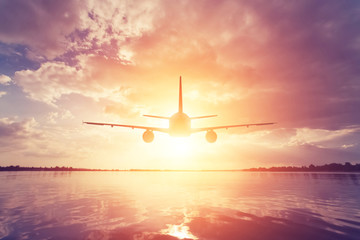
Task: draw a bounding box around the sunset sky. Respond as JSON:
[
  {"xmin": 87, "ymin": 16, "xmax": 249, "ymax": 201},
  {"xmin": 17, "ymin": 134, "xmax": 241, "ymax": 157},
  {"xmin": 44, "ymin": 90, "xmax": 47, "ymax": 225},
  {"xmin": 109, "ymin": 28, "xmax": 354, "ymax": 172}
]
[{"xmin": 0, "ymin": 0, "xmax": 359, "ymax": 169}]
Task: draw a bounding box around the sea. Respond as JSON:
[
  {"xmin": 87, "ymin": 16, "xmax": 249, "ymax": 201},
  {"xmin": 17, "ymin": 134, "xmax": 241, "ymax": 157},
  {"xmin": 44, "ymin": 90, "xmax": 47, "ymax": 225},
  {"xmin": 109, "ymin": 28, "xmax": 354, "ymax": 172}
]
[{"xmin": 0, "ymin": 171, "xmax": 359, "ymax": 240}]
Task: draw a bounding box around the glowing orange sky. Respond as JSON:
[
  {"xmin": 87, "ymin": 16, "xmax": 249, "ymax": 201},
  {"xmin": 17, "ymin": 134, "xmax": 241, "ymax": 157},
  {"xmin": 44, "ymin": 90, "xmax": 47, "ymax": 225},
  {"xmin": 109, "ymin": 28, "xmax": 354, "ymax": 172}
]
[{"xmin": 0, "ymin": 0, "xmax": 360, "ymax": 169}]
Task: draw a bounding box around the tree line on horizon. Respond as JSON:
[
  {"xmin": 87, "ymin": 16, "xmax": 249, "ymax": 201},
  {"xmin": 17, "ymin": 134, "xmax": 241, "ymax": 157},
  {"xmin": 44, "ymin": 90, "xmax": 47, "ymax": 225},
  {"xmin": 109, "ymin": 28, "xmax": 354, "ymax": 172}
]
[
  {"xmin": 0, "ymin": 166, "xmax": 116, "ymax": 171},
  {"xmin": 0, "ymin": 162, "xmax": 360, "ymax": 172},
  {"xmin": 242, "ymin": 162, "xmax": 360, "ymax": 172}
]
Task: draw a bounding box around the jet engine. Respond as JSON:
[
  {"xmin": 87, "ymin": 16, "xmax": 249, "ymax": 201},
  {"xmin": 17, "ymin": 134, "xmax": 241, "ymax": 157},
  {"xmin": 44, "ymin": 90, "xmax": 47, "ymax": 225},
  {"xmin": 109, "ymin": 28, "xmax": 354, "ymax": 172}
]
[
  {"xmin": 142, "ymin": 130, "xmax": 154, "ymax": 143},
  {"xmin": 205, "ymin": 130, "xmax": 217, "ymax": 143}
]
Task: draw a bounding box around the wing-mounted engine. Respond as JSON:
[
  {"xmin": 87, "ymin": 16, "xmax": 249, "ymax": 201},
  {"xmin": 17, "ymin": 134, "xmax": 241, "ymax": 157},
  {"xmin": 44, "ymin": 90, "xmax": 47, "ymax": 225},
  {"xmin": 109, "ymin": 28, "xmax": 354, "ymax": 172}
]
[
  {"xmin": 143, "ymin": 130, "xmax": 154, "ymax": 143},
  {"xmin": 205, "ymin": 130, "xmax": 217, "ymax": 143}
]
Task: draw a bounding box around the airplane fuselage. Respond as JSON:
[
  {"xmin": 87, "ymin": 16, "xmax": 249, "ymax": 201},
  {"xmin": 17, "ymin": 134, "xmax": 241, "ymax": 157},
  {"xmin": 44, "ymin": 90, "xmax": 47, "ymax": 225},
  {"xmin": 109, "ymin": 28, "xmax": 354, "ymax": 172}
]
[{"xmin": 169, "ymin": 112, "xmax": 191, "ymax": 137}]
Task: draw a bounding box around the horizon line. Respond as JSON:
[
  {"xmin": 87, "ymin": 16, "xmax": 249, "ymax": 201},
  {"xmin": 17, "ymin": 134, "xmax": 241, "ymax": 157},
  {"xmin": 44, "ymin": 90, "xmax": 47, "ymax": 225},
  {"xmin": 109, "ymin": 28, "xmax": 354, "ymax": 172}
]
[{"xmin": 1, "ymin": 162, "xmax": 359, "ymax": 172}]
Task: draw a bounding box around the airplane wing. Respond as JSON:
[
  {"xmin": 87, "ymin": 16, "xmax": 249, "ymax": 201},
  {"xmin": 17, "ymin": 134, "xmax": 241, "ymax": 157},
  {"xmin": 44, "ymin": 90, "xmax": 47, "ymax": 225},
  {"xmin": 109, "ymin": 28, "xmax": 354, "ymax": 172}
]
[
  {"xmin": 190, "ymin": 115, "xmax": 217, "ymax": 119},
  {"xmin": 143, "ymin": 115, "xmax": 170, "ymax": 119},
  {"xmin": 192, "ymin": 122, "xmax": 275, "ymax": 133},
  {"xmin": 83, "ymin": 121, "xmax": 169, "ymax": 133}
]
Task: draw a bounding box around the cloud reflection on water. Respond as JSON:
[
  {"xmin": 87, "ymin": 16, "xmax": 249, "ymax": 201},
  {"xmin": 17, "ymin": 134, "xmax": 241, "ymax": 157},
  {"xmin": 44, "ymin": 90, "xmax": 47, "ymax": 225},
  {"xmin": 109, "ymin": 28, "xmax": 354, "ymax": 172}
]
[{"xmin": 0, "ymin": 171, "xmax": 359, "ymax": 239}]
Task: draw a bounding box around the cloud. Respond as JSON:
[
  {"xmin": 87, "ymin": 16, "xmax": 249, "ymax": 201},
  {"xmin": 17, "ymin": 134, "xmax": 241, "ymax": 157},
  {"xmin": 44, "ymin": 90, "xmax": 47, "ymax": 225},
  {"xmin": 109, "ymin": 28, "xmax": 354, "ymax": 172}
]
[
  {"xmin": 0, "ymin": 74, "xmax": 11, "ymax": 85},
  {"xmin": 214, "ymin": 126, "xmax": 360, "ymax": 167},
  {"xmin": 97, "ymin": 0, "xmax": 359, "ymax": 130},
  {"xmin": 0, "ymin": 0, "xmax": 83, "ymax": 59},
  {"xmin": 10, "ymin": 0, "xmax": 360, "ymax": 129},
  {"xmin": 14, "ymin": 61, "xmax": 85, "ymax": 105},
  {"xmin": 2, "ymin": 0, "xmax": 360, "ymax": 168},
  {"xmin": 104, "ymin": 104, "xmax": 142, "ymax": 119},
  {"xmin": 0, "ymin": 0, "xmax": 162, "ymax": 61},
  {"xmin": 46, "ymin": 110, "xmax": 74, "ymax": 124},
  {"xmin": 0, "ymin": 117, "xmax": 38, "ymax": 138},
  {"xmin": 0, "ymin": 117, "xmax": 42, "ymax": 155},
  {"xmin": 288, "ymin": 127, "xmax": 360, "ymax": 148},
  {"xmin": 0, "ymin": 116, "xmax": 94, "ymax": 162},
  {"xmin": 72, "ymin": 0, "xmax": 158, "ymax": 58},
  {"xmin": 13, "ymin": 57, "xmax": 131, "ymax": 106}
]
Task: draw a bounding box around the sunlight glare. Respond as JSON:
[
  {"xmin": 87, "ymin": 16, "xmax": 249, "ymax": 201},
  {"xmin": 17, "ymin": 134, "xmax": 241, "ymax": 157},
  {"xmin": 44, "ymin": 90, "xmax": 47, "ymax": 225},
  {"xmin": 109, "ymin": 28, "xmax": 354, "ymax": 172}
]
[
  {"xmin": 168, "ymin": 137, "xmax": 192, "ymax": 157},
  {"xmin": 161, "ymin": 224, "xmax": 198, "ymax": 239}
]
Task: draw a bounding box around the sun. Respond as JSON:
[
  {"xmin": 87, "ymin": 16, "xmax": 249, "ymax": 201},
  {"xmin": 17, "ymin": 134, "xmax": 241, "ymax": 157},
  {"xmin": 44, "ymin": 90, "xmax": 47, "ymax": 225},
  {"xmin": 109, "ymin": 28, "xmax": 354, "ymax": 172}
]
[
  {"xmin": 138, "ymin": 133, "xmax": 215, "ymax": 170},
  {"xmin": 167, "ymin": 137, "xmax": 192, "ymax": 157},
  {"xmin": 150, "ymin": 135, "xmax": 198, "ymax": 169}
]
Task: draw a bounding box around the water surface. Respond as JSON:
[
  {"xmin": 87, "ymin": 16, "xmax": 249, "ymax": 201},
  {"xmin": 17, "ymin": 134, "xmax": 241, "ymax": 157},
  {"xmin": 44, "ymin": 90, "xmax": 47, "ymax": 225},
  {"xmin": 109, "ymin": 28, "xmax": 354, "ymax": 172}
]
[{"xmin": 0, "ymin": 171, "xmax": 359, "ymax": 239}]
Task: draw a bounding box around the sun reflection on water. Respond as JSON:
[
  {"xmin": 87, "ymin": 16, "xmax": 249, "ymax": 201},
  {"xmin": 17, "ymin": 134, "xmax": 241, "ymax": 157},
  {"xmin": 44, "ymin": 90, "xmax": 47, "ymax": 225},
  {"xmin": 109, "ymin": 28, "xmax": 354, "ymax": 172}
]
[
  {"xmin": 160, "ymin": 209, "xmax": 198, "ymax": 239},
  {"xmin": 161, "ymin": 224, "xmax": 198, "ymax": 239}
]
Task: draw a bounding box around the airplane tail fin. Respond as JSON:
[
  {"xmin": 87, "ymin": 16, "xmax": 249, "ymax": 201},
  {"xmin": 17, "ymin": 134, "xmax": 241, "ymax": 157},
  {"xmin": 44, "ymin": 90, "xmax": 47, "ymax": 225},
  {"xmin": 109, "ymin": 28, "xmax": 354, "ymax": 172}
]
[{"xmin": 179, "ymin": 76, "xmax": 183, "ymax": 113}]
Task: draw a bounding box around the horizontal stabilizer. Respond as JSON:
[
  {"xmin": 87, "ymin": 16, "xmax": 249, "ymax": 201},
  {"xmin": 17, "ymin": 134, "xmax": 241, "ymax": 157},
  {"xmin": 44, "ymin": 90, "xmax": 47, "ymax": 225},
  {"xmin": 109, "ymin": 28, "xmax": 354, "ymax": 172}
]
[
  {"xmin": 143, "ymin": 114, "xmax": 170, "ymax": 120},
  {"xmin": 190, "ymin": 115, "xmax": 217, "ymax": 120}
]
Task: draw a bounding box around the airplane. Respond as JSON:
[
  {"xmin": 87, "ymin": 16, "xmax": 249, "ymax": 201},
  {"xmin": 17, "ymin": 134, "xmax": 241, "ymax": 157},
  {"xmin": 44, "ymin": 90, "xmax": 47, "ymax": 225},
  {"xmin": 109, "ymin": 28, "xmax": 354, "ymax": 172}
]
[{"xmin": 84, "ymin": 77, "xmax": 275, "ymax": 143}]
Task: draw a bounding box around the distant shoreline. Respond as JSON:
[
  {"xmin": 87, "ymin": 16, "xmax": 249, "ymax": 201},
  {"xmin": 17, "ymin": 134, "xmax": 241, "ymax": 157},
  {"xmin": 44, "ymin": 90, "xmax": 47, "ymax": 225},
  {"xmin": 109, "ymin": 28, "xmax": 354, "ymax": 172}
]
[{"xmin": 1, "ymin": 162, "xmax": 360, "ymax": 172}]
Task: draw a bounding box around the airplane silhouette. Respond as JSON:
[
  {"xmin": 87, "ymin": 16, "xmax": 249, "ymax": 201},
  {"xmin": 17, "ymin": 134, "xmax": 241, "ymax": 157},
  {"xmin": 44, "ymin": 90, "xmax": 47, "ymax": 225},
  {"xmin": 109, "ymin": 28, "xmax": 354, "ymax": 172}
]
[{"xmin": 84, "ymin": 77, "xmax": 275, "ymax": 143}]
